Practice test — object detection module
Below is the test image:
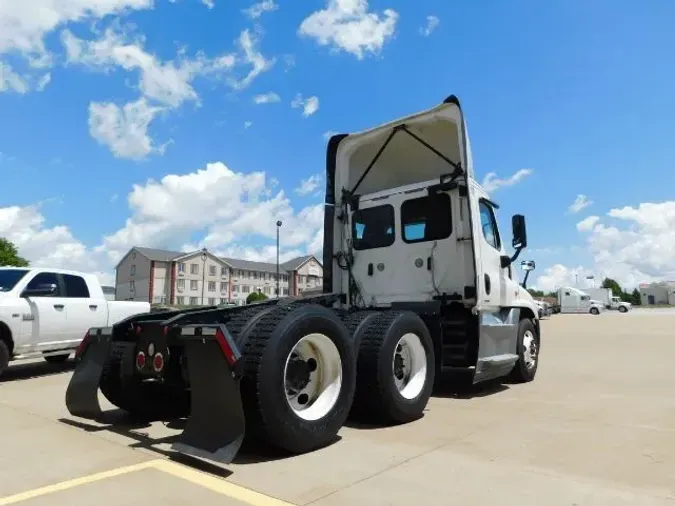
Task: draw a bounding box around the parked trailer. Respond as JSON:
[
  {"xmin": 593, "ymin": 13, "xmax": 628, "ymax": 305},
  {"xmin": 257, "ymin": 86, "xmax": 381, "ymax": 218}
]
[{"xmin": 65, "ymin": 95, "xmax": 542, "ymax": 465}]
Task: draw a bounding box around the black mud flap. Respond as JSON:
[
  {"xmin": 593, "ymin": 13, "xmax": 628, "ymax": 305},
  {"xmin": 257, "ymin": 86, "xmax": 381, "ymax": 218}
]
[
  {"xmin": 65, "ymin": 328, "xmax": 112, "ymax": 420},
  {"xmin": 172, "ymin": 324, "xmax": 245, "ymax": 465}
]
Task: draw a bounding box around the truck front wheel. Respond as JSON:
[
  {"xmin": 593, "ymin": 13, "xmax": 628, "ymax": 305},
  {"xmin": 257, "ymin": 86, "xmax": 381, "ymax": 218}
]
[
  {"xmin": 508, "ymin": 318, "xmax": 539, "ymax": 383},
  {"xmin": 618, "ymin": 305, "xmax": 628, "ymax": 313}
]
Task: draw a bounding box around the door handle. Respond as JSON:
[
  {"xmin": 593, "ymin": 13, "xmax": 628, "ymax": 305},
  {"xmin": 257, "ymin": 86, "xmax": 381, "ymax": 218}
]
[
  {"xmin": 53, "ymin": 304, "xmax": 64, "ymax": 310},
  {"xmin": 484, "ymin": 274, "xmax": 491, "ymax": 295},
  {"xmin": 89, "ymin": 305, "xmax": 98, "ymax": 310}
]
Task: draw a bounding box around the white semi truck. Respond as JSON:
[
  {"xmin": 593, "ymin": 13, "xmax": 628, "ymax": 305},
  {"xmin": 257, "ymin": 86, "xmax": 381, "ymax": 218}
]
[
  {"xmin": 0, "ymin": 267, "xmax": 150, "ymax": 377},
  {"xmin": 65, "ymin": 95, "xmax": 542, "ymax": 465},
  {"xmin": 557, "ymin": 286, "xmax": 604, "ymax": 315}
]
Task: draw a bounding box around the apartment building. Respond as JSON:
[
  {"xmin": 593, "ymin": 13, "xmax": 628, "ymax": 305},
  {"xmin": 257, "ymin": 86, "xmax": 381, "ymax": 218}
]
[{"xmin": 115, "ymin": 246, "xmax": 323, "ymax": 306}]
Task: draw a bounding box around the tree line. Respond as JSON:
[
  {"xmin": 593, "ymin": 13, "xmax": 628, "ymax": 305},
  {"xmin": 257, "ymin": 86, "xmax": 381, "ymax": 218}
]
[
  {"xmin": 0, "ymin": 238, "xmax": 29, "ymax": 267},
  {"xmin": 528, "ymin": 277, "xmax": 641, "ymax": 305}
]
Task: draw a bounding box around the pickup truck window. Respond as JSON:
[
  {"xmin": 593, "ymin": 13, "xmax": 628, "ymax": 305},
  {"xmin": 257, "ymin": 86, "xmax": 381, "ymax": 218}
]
[
  {"xmin": 0, "ymin": 269, "xmax": 30, "ymax": 291},
  {"xmin": 63, "ymin": 274, "xmax": 90, "ymax": 298},
  {"xmin": 26, "ymin": 272, "xmax": 62, "ymax": 296}
]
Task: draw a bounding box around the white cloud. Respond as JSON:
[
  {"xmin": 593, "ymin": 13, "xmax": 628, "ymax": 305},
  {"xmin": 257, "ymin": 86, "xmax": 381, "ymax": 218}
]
[
  {"xmin": 229, "ymin": 29, "xmax": 276, "ymax": 90},
  {"xmin": 569, "ymin": 194, "xmax": 593, "ymax": 213},
  {"xmin": 481, "ymin": 168, "xmax": 533, "ymax": 192},
  {"xmin": 576, "ymin": 215, "xmax": 600, "ymax": 232},
  {"xmin": 242, "ymin": 0, "xmax": 278, "ymax": 19},
  {"xmin": 88, "ymin": 98, "xmax": 168, "ymax": 160},
  {"xmin": 253, "ymin": 92, "xmax": 280, "ymax": 104},
  {"xmin": 420, "ymin": 15, "xmax": 439, "ymax": 36},
  {"xmin": 291, "ymin": 93, "xmax": 320, "ymax": 117},
  {"xmin": 298, "ymin": 0, "xmax": 399, "ymax": 60},
  {"xmin": 201, "ymin": 0, "xmax": 215, "ymax": 8},
  {"xmin": 0, "ymin": 0, "xmax": 154, "ymax": 93},
  {"xmin": 533, "ymin": 264, "xmax": 594, "ymax": 293},
  {"xmin": 244, "ymin": 121, "xmax": 253, "ymax": 129},
  {"xmin": 295, "ymin": 174, "xmax": 323, "ymax": 196},
  {"xmin": 536, "ymin": 200, "xmax": 675, "ymax": 291}
]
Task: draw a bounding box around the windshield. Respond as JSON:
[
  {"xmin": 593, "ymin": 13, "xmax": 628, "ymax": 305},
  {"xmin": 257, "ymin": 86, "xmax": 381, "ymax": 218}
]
[{"xmin": 0, "ymin": 269, "xmax": 30, "ymax": 292}]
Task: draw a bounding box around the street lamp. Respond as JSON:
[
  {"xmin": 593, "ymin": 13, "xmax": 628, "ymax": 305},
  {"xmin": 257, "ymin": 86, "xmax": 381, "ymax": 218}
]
[
  {"xmin": 276, "ymin": 220, "xmax": 282, "ymax": 298},
  {"xmin": 200, "ymin": 248, "xmax": 207, "ymax": 306}
]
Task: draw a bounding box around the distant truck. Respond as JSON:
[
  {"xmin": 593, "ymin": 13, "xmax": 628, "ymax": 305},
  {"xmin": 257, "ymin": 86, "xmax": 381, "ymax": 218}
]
[
  {"xmin": 0, "ymin": 267, "xmax": 150, "ymax": 377},
  {"xmin": 557, "ymin": 287, "xmax": 604, "ymax": 315},
  {"xmin": 584, "ymin": 287, "xmax": 631, "ymax": 313}
]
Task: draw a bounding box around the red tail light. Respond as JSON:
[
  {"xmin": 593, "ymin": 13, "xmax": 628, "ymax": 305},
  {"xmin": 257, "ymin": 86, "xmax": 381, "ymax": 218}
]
[
  {"xmin": 136, "ymin": 351, "xmax": 146, "ymax": 370},
  {"xmin": 75, "ymin": 331, "xmax": 91, "ymax": 359},
  {"xmin": 215, "ymin": 328, "xmax": 236, "ymax": 366},
  {"xmin": 152, "ymin": 353, "xmax": 164, "ymax": 372}
]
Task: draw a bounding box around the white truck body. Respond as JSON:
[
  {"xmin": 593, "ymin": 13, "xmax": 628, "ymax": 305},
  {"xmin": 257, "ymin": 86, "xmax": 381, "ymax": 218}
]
[
  {"xmin": 585, "ymin": 287, "xmax": 631, "ymax": 312},
  {"xmin": 0, "ymin": 267, "xmax": 150, "ymax": 371},
  {"xmin": 558, "ymin": 286, "xmax": 597, "ymax": 313}
]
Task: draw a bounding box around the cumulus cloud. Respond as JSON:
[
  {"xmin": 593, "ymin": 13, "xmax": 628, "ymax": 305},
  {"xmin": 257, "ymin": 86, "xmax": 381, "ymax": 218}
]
[
  {"xmin": 253, "ymin": 92, "xmax": 281, "ymax": 104},
  {"xmin": 535, "ymin": 200, "xmax": 675, "ymax": 291},
  {"xmin": 481, "ymin": 168, "xmax": 533, "ymax": 192},
  {"xmin": 420, "ymin": 15, "xmax": 439, "ymax": 36},
  {"xmin": 298, "ymin": 0, "xmax": 399, "ymax": 59},
  {"xmin": 569, "ymin": 194, "xmax": 593, "ymax": 213},
  {"xmin": 291, "ymin": 93, "xmax": 320, "ymax": 117},
  {"xmin": 295, "ymin": 174, "xmax": 324, "ymax": 196},
  {"xmin": 242, "ymin": 0, "xmax": 278, "ymax": 19}
]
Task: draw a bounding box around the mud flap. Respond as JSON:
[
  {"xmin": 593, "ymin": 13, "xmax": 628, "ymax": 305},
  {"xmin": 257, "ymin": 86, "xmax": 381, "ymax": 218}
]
[
  {"xmin": 65, "ymin": 328, "xmax": 112, "ymax": 420},
  {"xmin": 172, "ymin": 325, "xmax": 245, "ymax": 465}
]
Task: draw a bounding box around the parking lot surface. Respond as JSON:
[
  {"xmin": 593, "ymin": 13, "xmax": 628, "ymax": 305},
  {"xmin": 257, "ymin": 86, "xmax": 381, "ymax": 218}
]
[{"xmin": 1, "ymin": 311, "xmax": 674, "ymax": 506}]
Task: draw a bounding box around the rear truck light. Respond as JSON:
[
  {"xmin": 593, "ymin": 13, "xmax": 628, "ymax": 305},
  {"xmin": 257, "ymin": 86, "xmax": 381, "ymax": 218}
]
[
  {"xmin": 152, "ymin": 352, "xmax": 165, "ymax": 372},
  {"xmin": 74, "ymin": 327, "xmax": 113, "ymax": 359},
  {"xmin": 179, "ymin": 324, "xmax": 242, "ymax": 371},
  {"xmin": 136, "ymin": 351, "xmax": 146, "ymax": 370},
  {"xmin": 74, "ymin": 331, "xmax": 91, "ymax": 359}
]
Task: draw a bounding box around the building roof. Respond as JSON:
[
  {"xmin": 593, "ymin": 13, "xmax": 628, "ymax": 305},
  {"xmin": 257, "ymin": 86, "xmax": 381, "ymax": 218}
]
[{"xmin": 130, "ymin": 247, "xmax": 321, "ymax": 274}]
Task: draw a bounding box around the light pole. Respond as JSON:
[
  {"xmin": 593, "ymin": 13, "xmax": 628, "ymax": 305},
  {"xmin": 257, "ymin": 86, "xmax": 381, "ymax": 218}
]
[
  {"xmin": 200, "ymin": 248, "xmax": 207, "ymax": 305},
  {"xmin": 276, "ymin": 220, "xmax": 282, "ymax": 297}
]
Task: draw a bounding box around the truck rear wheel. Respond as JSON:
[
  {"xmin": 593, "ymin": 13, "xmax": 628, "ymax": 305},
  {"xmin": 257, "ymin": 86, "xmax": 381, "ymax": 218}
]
[
  {"xmin": 239, "ymin": 304, "xmax": 356, "ymax": 455},
  {"xmin": 0, "ymin": 339, "xmax": 9, "ymax": 378},
  {"xmin": 351, "ymin": 311, "xmax": 435, "ymax": 425}
]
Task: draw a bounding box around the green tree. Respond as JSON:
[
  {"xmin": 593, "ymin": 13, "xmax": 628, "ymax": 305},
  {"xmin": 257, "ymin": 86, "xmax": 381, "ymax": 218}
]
[
  {"xmin": 246, "ymin": 291, "xmax": 269, "ymax": 304},
  {"xmin": 630, "ymin": 288, "xmax": 641, "ymax": 305},
  {"xmin": 601, "ymin": 277, "xmax": 623, "ymax": 297},
  {"xmin": 0, "ymin": 238, "xmax": 29, "ymax": 267},
  {"xmin": 527, "ymin": 289, "xmax": 545, "ymax": 298}
]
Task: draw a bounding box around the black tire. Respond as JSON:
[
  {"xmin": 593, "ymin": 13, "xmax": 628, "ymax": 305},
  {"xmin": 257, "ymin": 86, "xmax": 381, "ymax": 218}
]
[
  {"xmin": 508, "ymin": 318, "xmax": 539, "ymax": 383},
  {"xmin": 239, "ymin": 304, "xmax": 356, "ymax": 454},
  {"xmin": 350, "ymin": 311, "xmax": 435, "ymax": 425},
  {"xmin": 618, "ymin": 305, "xmax": 627, "ymax": 313},
  {"xmin": 590, "ymin": 307, "xmax": 599, "ymax": 315},
  {"xmin": 44, "ymin": 354, "xmax": 70, "ymax": 365},
  {"xmin": 0, "ymin": 340, "xmax": 10, "ymax": 378},
  {"xmin": 538, "ymin": 308, "xmax": 544, "ymax": 319},
  {"xmin": 99, "ymin": 346, "xmax": 189, "ymax": 419},
  {"xmin": 342, "ymin": 310, "xmax": 379, "ymax": 351}
]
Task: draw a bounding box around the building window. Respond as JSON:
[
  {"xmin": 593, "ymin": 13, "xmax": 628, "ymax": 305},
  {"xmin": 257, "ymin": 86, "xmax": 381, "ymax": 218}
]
[
  {"xmin": 130, "ymin": 264, "xmax": 136, "ymax": 276},
  {"xmin": 220, "ymin": 282, "xmax": 228, "ymax": 292},
  {"xmin": 208, "ymin": 281, "xmax": 216, "ymax": 292},
  {"xmin": 189, "ymin": 297, "xmax": 198, "ymax": 305},
  {"xmin": 233, "ymin": 284, "xmax": 239, "ymax": 292},
  {"xmin": 176, "ymin": 296, "xmax": 185, "ymax": 305},
  {"xmin": 176, "ymin": 279, "xmax": 185, "ymax": 291},
  {"xmin": 208, "ymin": 297, "xmax": 216, "ymax": 305},
  {"xmin": 242, "ymin": 286, "xmax": 250, "ymax": 294},
  {"xmin": 129, "ymin": 280, "xmax": 135, "ymax": 292},
  {"xmin": 190, "ymin": 263, "xmax": 199, "ymax": 274},
  {"xmin": 190, "ymin": 280, "xmax": 198, "ymax": 290},
  {"xmin": 221, "ymin": 266, "xmax": 227, "ymax": 276},
  {"xmin": 178, "ymin": 263, "xmax": 185, "ymax": 273},
  {"xmin": 299, "ymin": 275, "xmax": 305, "ymax": 284},
  {"xmin": 264, "ymin": 286, "xmax": 271, "ymax": 295},
  {"xmin": 283, "ymin": 288, "xmax": 289, "ymax": 295},
  {"xmin": 220, "ymin": 298, "xmax": 228, "ymax": 304},
  {"xmin": 209, "ymin": 265, "xmax": 216, "ymax": 276}
]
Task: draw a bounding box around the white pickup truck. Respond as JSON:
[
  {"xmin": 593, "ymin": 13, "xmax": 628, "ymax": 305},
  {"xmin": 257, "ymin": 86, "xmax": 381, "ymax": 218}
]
[{"xmin": 0, "ymin": 267, "xmax": 150, "ymax": 377}]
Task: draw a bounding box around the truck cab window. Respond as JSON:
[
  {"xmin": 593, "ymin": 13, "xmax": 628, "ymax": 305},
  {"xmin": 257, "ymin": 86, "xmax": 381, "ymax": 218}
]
[
  {"xmin": 401, "ymin": 193, "xmax": 452, "ymax": 243},
  {"xmin": 26, "ymin": 272, "xmax": 61, "ymax": 296},
  {"xmin": 352, "ymin": 204, "xmax": 395, "ymax": 250},
  {"xmin": 479, "ymin": 200, "xmax": 501, "ymax": 250},
  {"xmin": 63, "ymin": 274, "xmax": 90, "ymax": 298}
]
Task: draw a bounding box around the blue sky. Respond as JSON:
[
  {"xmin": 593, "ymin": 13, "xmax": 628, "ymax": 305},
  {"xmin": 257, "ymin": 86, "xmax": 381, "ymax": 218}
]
[{"xmin": 1, "ymin": 0, "xmax": 675, "ymax": 289}]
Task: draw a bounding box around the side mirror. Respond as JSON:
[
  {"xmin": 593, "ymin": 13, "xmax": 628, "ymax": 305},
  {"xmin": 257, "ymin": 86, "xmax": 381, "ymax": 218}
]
[
  {"xmin": 512, "ymin": 214, "xmax": 527, "ymax": 249},
  {"xmin": 22, "ymin": 283, "xmax": 57, "ymax": 297},
  {"xmin": 521, "ymin": 260, "xmax": 536, "ymax": 272}
]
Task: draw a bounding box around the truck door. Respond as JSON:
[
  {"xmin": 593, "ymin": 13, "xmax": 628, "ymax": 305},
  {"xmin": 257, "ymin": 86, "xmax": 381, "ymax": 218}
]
[
  {"xmin": 470, "ymin": 189, "xmax": 519, "ymax": 382},
  {"xmin": 20, "ymin": 271, "xmax": 68, "ymax": 351},
  {"xmin": 61, "ymin": 273, "xmax": 107, "ymax": 345}
]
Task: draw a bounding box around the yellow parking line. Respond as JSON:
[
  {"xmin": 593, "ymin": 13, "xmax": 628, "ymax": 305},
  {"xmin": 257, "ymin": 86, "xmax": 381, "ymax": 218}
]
[
  {"xmin": 0, "ymin": 460, "xmax": 158, "ymax": 506},
  {"xmin": 150, "ymin": 460, "xmax": 296, "ymax": 506}
]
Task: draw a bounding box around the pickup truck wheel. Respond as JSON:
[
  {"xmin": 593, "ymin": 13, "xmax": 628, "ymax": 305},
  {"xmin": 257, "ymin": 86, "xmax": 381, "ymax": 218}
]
[
  {"xmin": 618, "ymin": 305, "xmax": 628, "ymax": 313},
  {"xmin": 508, "ymin": 318, "xmax": 539, "ymax": 383},
  {"xmin": 350, "ymin": 311, "xmax": 435, "ymax": 425},
  {"xmin": 239, "ymin": 304, "xmax": 356, "ymax": 455},
  {"xmin": 44, "ymin": 354, "xmax": 70, "ymax": 365},
  {"xmin": 0, "ymin": 340, "xmax": 9, "ymax": 377}
]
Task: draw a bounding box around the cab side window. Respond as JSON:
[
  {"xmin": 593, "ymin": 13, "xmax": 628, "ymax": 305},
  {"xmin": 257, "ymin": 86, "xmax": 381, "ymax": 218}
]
[
  {"xmin": 352, "ymin": 204, "xmax": 395, "ymax": 250},
  {"xmin": 63, "ymin": 274, "xmax": 90, "ymax": 298},
  {"xmin": 479, "ymin": 200, "xmax": 501, "ymax": 250},
  {"xmin": 401, "ymin": 193, "xmax": 452, "ymax": 243},
  {"xmin": 25, "ymin": 272, "xmax": 62, "ymax": 297}
]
